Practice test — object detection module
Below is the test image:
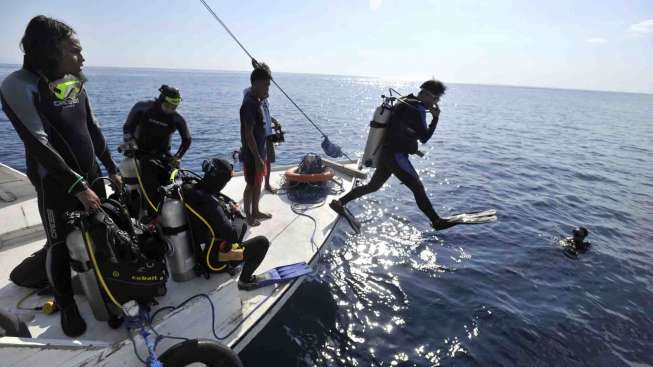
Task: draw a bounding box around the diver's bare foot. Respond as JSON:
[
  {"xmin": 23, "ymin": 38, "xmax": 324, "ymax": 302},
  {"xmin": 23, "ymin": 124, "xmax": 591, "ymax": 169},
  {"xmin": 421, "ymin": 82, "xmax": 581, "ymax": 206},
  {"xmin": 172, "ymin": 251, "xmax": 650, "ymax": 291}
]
[
  {"xmin": 264, "ymin": 185, "xmax": 277, "ymax": 194},
  {"xmin": 247, "ymin": 217, "xmax": 261, "ymax": 226},
  {"xmin": 254, "ymin": 212, "xmax": 272, "ymax": 220}
]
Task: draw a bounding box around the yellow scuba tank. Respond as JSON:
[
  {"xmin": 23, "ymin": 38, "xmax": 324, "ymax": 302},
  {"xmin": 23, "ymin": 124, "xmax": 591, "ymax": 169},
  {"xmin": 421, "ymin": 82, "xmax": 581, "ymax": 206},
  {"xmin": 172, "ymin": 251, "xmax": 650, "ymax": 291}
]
[{"xmin": 362, "ymin": 96, "xmax": 394, "ymax": 168}]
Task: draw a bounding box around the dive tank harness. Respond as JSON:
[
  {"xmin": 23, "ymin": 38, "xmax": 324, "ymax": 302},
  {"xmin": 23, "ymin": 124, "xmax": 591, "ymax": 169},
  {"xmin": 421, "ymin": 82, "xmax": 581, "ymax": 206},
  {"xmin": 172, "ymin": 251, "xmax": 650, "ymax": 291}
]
[{"xmin": 362, "ymin": 89, "xmax": 431, "ymax": 168}]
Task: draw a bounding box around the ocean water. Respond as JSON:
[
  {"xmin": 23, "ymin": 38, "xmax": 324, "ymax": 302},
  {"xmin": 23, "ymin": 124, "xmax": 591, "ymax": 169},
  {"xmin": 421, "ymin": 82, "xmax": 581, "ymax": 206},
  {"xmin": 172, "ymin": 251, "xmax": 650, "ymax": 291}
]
[{"xmin": 1, "ymin": 64, "xmax": 652, "ymax": 366}]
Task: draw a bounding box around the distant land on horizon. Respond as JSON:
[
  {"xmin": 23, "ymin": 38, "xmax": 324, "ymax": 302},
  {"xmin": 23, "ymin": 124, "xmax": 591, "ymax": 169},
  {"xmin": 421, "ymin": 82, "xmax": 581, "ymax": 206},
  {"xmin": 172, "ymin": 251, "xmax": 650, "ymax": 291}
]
[{"xmin": 1, "ymin": 63, "xmax": 651, "ymax": 97}]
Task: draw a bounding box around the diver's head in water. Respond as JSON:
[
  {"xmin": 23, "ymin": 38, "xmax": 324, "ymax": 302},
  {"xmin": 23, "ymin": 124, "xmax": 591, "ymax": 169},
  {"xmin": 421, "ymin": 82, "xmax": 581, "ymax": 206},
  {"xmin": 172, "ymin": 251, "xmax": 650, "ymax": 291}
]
[
  {"xmin": 200, "ymin": 158, "xmax": 233, "ymax": 194},
  {"xmin": 572, "ymin": 227, "xmax": 589, "ymax": 246},
  {"xmin": 157, "ymin": 85, "xmax": 181, "ymax": 114},
  {"xmin": 418, "ymin": 79, "xmax": 446, "ymax": 108}
]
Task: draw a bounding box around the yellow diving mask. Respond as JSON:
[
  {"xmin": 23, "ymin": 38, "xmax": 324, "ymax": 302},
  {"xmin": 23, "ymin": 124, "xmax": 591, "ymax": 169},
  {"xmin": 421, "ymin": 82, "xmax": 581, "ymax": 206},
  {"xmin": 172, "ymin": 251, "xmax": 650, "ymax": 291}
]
[{"xmin": 49, "ymin": 75, "xmax": 83, "ymax": 101}]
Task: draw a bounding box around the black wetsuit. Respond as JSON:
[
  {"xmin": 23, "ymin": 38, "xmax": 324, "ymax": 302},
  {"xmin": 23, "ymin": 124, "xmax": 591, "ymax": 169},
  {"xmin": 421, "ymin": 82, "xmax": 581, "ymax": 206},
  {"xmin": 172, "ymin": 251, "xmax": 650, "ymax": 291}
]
[
  {"xmin": 562, "ymin": 238, "xmax": 592, "ymax": 256},
  {"xmin": 340, "ymin": 94, "xmax": 440, "ymax": 223},
  {"xmin": 122, "ymin": 100, "xmax": 191, "ymax": 215},
  {"xmin": 1, "ymin": 66, "xmax": 117, "ymax": 308},
  {"xmin": 182, "ymin": 183, "xmax": 269, "ymax": 281}
]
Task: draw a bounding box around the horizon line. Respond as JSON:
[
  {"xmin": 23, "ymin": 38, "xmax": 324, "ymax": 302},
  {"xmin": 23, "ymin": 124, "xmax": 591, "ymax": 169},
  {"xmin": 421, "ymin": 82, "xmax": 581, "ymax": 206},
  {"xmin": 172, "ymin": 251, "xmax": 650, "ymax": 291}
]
[{"xmin": 1, "ymin": 62, "xmax": 651, "ymax": 97}]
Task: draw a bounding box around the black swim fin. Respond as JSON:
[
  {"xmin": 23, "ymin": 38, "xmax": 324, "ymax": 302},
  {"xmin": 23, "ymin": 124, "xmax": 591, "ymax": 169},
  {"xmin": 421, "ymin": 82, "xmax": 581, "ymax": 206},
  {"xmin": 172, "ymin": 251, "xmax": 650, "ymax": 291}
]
[{"xmin": 330, "ymin": 200, "xmax": 361, "ymax": 234}]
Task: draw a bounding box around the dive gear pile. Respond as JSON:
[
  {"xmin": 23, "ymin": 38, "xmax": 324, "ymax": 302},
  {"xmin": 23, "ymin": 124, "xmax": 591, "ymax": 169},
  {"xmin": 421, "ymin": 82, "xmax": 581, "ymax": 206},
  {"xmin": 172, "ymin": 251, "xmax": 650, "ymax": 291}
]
[{"xmin": 64, "ymin": 199, "xmax": 168, "ymax": 323}]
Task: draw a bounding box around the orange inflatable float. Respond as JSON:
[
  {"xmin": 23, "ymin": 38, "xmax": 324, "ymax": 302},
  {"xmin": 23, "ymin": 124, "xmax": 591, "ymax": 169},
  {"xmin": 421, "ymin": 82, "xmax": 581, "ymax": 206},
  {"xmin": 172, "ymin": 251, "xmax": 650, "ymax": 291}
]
[{"xmin": 284, "ymin": 166, "xmax": 335, "ymax": 183}]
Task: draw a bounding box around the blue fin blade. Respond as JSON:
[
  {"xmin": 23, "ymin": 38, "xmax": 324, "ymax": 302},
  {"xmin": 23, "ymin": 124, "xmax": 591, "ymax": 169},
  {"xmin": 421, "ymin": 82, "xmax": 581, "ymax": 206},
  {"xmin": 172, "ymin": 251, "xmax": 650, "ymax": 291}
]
[{"xmin": 256, "ymin": 262, "xmax": 313, "ymax": 287}]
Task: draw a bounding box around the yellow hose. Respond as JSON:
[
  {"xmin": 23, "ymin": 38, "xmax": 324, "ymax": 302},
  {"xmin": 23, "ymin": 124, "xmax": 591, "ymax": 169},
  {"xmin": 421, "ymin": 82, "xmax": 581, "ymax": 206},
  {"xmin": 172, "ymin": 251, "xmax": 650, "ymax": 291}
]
[
  {"xmin": 178, "ymin": 190, "xmax": 226, "ymax": 272},
  {"xmin": 134, "ymin": 158, "xmax": 159, "ymax": 213},
  {"xmin": 84, "ymin": 231, "xmax": 122, "ymax": 309}
]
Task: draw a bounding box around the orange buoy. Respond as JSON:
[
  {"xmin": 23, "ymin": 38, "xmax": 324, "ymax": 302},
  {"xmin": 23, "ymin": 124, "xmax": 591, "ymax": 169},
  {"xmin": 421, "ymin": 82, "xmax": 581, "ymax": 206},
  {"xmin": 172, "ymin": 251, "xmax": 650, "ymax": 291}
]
[{"xmin": 284, "ymin": 166, "xmax": 335, "ymax": 183}]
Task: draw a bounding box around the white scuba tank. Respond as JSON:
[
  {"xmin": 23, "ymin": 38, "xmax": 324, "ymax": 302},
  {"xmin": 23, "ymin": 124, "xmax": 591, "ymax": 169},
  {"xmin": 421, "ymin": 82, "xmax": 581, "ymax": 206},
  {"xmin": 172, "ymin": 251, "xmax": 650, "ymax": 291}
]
[
  {"xmin": 66, "ymin": 228, "xmax": 111, "ymax": 321},
  {"xmin": 118, "ymin": 157, "xmax": 139, "ymax": 193},
  {"xmin": 362, "ymin": 100, "xmax": 393, "ymax": 168},
  {"xmin": 160, "ymin": 196, "xmax": 196, "ymax": 282},
  {"xmin": 118, "ymin": 141, "xmax": 146, "ymax": 218},
  {"xmin": 118, "ymin": 157, "xmax": 144, "ymax": 214}
]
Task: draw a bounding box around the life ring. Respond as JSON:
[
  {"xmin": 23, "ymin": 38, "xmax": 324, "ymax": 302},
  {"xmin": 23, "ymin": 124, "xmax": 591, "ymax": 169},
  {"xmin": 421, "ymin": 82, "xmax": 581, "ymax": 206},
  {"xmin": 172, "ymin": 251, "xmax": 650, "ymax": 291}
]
[
  {"xmin": 284, "ymin": 166, "xmax": 335, "ymax": 183},
  {"xmin": 159, "ymin": 339, "xmax": 243, "ymax": 367}
]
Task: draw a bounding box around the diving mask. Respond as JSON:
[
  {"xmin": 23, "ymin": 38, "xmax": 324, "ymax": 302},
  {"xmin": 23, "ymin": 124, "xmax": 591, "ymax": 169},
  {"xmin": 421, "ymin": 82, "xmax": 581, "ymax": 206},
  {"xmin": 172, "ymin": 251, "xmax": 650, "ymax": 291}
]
[{"xmin": 49, "ymin": 75, "xmax": 83, "ymax": 101}]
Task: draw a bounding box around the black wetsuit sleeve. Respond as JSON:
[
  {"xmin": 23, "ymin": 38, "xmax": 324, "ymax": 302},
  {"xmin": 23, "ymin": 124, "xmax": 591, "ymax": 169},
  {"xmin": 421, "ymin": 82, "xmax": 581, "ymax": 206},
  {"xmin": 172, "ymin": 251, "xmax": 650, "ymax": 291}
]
[
  {"xmin": 122, "ymin": 103, "xmax": 142, "ymax": 141},
  {"xmin": 174, "ymin": 115, "xmax": 191, "ymax": 158},
  {"xmin": 1, "ymin": 74, "xmax": 88, "ymax": 195},
  {"xmin": 416, "ymin": 108, "xmax": 437, "ymax": 144},
  {"xmin": 420, "ymin": 120, "xmax": 437, "ymax": 144},
  {"xmin": 85, "ymin": 93, "xmax": 118, "ymax": 175}
]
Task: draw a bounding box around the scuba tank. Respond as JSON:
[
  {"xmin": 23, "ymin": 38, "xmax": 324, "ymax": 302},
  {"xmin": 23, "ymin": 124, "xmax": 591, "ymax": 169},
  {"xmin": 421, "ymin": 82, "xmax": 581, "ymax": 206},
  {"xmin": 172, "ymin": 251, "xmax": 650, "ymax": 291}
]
[
  {"xmin": 118, "ymin": 141, "xmax": 144, "ymax": 218},
  {"xmin": 362, "ymin": 96, "xmax": 394, "ymax": 168},
  {"xmin": 65, "ymin": 214, "xmax": 111, "ymax": 321},
  {"xmin": 160, "ymin": 186, "xmax": 196, "ymax": 282}
]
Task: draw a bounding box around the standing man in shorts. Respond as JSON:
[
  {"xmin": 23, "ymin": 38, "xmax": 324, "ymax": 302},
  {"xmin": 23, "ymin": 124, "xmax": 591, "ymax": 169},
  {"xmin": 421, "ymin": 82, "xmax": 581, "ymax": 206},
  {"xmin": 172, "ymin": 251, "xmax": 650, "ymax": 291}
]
[
  {"xmin": 246, "ymin": 61, "xmax": 278, "ymax": 193},
  {"xmin": 240, "ymin": 66, "xmax": 272, "ymax": 226}
]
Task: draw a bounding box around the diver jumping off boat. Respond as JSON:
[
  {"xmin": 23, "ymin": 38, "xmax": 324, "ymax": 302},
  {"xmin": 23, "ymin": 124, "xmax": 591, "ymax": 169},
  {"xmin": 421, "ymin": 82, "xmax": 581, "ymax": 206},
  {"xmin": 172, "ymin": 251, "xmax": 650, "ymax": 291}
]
[
  {"xmin": 331, "ymin": 79, "xmax": 497, "ymax": 231},
  {"xmin": 122, "ymin": 85, "xmax": 191, "ymax": 216},
  {"xmin": 1, "ymin": 16, "xmax": 121, "ymax": 337}
]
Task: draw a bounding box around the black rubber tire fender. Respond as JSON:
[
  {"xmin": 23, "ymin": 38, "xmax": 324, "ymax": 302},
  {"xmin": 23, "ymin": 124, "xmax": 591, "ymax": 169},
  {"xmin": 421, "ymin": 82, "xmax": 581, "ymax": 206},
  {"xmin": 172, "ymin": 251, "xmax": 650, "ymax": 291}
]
[
  {"xmin": 159, "ymin": 338, "xmax": 243, "ymax": 367},
  {"xmin": 0, "ymin": 308, "xmax": 31, "ymax": 338}
]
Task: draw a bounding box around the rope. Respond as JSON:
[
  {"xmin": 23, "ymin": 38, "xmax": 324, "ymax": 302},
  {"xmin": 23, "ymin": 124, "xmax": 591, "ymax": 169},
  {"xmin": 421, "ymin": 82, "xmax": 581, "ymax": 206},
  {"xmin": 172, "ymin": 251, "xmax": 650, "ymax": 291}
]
[
  {"xmin": 198, "ymin": 0, "xmax": 353, "ymax": 161},
  {"xmin": 149, "ymin": 291, "xmax": 277, "ymax": 341}
]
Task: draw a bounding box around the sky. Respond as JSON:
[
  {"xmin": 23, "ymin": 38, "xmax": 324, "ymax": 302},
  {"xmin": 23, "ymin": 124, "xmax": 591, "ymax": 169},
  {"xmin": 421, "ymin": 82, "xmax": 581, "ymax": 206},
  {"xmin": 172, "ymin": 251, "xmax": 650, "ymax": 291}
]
[{"xmin": 1, "ymin": 0, "xmax": 652, "ymax": 94}]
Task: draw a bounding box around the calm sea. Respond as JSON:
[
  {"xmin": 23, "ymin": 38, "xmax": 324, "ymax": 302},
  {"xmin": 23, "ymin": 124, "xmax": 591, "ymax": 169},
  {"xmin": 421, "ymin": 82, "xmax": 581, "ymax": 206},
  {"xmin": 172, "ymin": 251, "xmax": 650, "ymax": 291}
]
[{"xmin": 1, "ymin": 64, "xmax": 652, "ymax": 366}]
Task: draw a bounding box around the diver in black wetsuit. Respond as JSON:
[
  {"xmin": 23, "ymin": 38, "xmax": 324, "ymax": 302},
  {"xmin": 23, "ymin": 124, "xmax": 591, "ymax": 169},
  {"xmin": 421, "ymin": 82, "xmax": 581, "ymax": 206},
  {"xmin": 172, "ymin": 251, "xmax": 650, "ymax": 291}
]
[
  {"xmin": 331, "ymin": 79, "xmax": 453, "ymax": 230},
  {"xmin": 122, "ymin": 85, "xmax": 191, "ymax": 216},
  {"xmin": 181, "ymin": 158, "xmax": 270, "ymax": 290},
  {"xmin": 1, "ymin": 16, "xmax": 121, "ymax": 337},
  {"xmin": 561, "ymin": 227, "xmax": 591, "ymax": 255}
]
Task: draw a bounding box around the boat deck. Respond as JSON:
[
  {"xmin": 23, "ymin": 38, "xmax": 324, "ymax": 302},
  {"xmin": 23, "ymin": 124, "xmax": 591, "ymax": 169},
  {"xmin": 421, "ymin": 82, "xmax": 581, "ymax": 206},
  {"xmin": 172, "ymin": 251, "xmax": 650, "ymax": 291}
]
[{"xmin": 0, "ymin": 161, "xmax": 361, "ymax": 365}]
